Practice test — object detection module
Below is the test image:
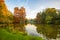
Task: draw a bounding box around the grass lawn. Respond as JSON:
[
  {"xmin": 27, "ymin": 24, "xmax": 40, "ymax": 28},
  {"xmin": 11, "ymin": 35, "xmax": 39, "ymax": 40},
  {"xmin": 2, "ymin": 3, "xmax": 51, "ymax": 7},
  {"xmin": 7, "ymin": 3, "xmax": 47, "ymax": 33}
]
[{"xmin": 0, "ymin": 29, "xmax": 44, "ymax": 40}]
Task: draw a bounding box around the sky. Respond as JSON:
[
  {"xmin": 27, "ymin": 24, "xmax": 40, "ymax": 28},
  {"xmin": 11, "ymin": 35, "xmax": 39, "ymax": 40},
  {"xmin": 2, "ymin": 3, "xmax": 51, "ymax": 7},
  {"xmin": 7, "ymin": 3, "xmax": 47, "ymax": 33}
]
[{"xmin": 5, "ymin": 0, "xmax": 60, "ymax": 19}]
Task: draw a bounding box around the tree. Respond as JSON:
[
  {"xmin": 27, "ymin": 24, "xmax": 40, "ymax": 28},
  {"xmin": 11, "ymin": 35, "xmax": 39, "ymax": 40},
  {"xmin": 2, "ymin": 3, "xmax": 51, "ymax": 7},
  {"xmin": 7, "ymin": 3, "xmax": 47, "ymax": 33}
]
[
  {"xmin": 0, "ymin": 4, "xmax": 4, "ymax": 23},
  {"xmin": 41, "ymin": 12, "xmax": 46, "ymax": 24},
  {"xmin": 36, "ymin": 12, "xmax": 41, "ymax": 23},
  {"xmin": 44, "ymin": 8, "xmax": 57, "ymax": 24}
]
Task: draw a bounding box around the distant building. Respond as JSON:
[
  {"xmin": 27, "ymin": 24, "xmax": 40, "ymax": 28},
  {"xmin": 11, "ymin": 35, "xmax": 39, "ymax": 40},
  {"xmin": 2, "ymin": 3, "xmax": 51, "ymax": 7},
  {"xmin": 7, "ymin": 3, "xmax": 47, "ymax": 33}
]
[{"xmin": 14, "ymin": 7, "xmax": 26, "ymax": 23}]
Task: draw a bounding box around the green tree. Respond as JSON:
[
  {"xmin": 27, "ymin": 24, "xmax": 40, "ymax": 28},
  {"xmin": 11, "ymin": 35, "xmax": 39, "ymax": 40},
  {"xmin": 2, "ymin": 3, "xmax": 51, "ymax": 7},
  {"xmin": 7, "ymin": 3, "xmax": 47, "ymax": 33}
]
[
  {"xmin": 41, "ymin": 12, "xmax": 46, "ymax": 24},
  {"xmin": 36, "ymin": 12, "xmax": 41, "ymax": 23},
  {"xmin": 44, "ymin": 8, "xmax": 57, "ymax": 24}
]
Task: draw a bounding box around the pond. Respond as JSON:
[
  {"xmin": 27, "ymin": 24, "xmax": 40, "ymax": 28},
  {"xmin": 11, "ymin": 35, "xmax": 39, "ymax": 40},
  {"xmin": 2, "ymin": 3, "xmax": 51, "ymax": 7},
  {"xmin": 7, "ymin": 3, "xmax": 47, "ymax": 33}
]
[
  {"xmin": 25, "ymin": 24, "xmax": 47, "ymax": 40},
  {"xmin": 25, "ymin": 24, "xmax": 60, "ymax": 40},
  {"xmin": 25, "ymin": 24, "xmax": 41, "ymax": 36}
]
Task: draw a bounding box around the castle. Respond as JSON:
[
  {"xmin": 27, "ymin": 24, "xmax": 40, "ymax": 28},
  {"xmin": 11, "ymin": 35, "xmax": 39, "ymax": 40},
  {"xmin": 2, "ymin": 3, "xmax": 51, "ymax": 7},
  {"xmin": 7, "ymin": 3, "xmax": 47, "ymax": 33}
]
[{"xmin": 14, "ymin": 7, "xmax": 26, "ymax": 23}]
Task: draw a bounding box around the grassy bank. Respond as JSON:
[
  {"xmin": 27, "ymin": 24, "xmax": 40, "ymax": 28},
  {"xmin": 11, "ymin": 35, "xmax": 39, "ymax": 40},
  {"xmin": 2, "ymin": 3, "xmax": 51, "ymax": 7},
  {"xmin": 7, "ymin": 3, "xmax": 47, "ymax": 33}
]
[{"xmin": 0, "ymin": 29, "xmax": 44, "ymax": 40}]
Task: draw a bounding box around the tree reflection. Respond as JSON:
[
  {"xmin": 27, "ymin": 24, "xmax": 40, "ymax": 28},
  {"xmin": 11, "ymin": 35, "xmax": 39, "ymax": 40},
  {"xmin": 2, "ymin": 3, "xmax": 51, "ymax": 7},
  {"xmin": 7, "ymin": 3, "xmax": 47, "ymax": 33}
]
[{"xmin": 35, "ymin": 24, "xmax": 60, "ymax": 39}]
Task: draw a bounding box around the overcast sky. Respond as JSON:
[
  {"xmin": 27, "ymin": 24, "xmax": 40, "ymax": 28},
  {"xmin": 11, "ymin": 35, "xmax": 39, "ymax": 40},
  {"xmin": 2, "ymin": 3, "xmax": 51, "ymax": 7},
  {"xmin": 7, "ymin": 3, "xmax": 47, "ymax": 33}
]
[{"xmin": 5, "ymin": 0, "xmax": 60, "ymax": 19}]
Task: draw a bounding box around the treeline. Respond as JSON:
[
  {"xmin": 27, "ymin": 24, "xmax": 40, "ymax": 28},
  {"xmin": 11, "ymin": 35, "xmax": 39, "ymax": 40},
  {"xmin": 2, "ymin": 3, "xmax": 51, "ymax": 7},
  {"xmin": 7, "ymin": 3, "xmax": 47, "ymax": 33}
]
[
  {"xmin": 36, "ymin": 8, "xmax": 60, "ymax": 24},
  {"xmin": 0, "ymin": 11, "xmax": 13, "ymax": 24},
  {"xmin": 0, "ymin": 2, "xmax": 13, "ymax": 24}
]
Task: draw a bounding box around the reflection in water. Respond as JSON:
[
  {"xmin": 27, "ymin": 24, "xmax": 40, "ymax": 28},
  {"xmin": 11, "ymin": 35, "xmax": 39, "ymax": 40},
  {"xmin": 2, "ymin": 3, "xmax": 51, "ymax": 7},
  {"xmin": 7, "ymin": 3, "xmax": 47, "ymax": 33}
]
[
  {"xmin": 36, "ymin": 24, "xmax": 60, "ymax": 40},
  {"xmin": 13, "ymin": 23, "xmax": 25, "ymax": 32},
  {"xmin": 25, "ymin": 24, "xmax": 60, "ymax": 40},
  {"xmin": 0, "ymin": 23, "xmax": 25, "ymax": 33},
  {"xmin": 25, "ymin": 24, "xmax": 46, "ymax": 40},
  {"xmin": 25, "ymin": 24, "xmax": 40, "ymax": 36}
]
